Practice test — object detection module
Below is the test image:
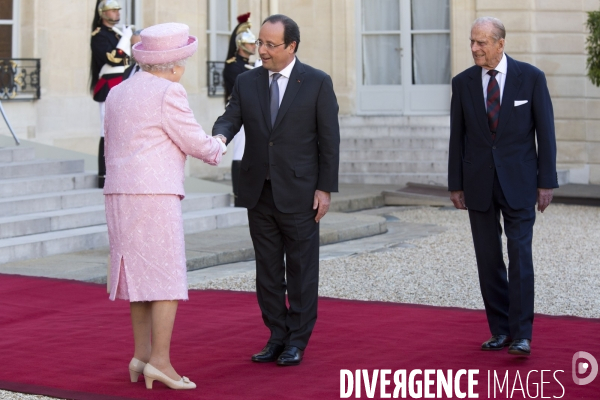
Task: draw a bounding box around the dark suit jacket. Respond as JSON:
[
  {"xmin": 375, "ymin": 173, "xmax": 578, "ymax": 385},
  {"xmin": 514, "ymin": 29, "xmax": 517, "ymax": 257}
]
[
  {"xmin": 448, "ymin": 54, "xmax": 558, "ymax": 212},
  {"xmin": 213, "ymin": 59, "xmax": 340, "ymax": 213}
]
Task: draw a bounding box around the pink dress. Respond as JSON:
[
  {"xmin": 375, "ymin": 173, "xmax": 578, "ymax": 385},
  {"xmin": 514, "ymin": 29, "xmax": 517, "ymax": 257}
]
[{"xmin": 103, "ymin": 71, "xmax": 223, "ymax": 301}]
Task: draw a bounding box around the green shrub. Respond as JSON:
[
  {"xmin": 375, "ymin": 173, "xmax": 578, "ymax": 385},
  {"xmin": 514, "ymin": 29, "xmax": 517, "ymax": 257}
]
[{"xmin": 587, "ymin": 11, "xmax": 600, "ymax": 87}]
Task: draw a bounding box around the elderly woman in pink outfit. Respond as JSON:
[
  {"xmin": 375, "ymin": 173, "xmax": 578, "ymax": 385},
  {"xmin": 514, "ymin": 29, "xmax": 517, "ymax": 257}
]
[{"xmin": 103, "ymin": 23, "xmax": 226, "ymax": 391}]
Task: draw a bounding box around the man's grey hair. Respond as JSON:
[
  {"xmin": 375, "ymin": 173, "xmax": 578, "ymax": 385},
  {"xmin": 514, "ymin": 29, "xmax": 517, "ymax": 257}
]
[
  {"xmin": 472, "ymin": 17, "xmax": 506, "ymax": 42},
  {"xmin": 139, "ymin": 58, "xmax": 188, "ymax": 72}
]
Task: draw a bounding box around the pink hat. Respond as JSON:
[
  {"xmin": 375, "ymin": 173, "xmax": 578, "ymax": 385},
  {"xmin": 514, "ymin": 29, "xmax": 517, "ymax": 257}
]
[{"xmin": 132, "ymin": 23, "xmax": 198, "ymax": 65}]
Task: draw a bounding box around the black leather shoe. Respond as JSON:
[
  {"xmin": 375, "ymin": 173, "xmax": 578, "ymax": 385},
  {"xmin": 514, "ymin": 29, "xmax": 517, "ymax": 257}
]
[
  {"xmin": 251, "ymin": 343, "xmax": 284, "ymax": 363},
  {"xmin": 277, "ymin": 346, "xmax": 304, "ymax": 366},
  {"xmin": 508, "ymin": 339, "xmax": 531, "ymax": 356},
  {"xmin": 481, "ymin": 335, "xmax": 512, "ymax": 351}
]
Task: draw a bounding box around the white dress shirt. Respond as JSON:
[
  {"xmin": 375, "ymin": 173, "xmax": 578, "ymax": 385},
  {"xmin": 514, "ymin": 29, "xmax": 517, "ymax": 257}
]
[
  {"xmin": 481, "ymin": 52, "xmax": 507, "ymax": 107},
  {"xmin": 269, "ymin": 57, "xmax": 296, "ymax": 106}
]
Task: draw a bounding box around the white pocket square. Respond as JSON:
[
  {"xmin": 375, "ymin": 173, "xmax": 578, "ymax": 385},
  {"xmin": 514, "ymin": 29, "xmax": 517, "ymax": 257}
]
[{"xmin": 514, "ymin": 100, "xmax": 528, "ymax": 107}]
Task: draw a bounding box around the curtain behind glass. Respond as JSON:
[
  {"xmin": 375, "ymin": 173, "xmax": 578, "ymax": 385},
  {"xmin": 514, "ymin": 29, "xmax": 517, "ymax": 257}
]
[
  {"xmin": 411, "ymin": 0, "xmax": 450, "ymax": 84},
  {"xmin": 216, "ymin": 34, "xmax": 229, "ymax": 61},
  {"xmin": 412, "ymin": 35, "xmax": 450, "ymax": 84},
  {"xmin": 363, "ymin": 0, "xmax": 399, "ymax": 31},
  {"xmin": 362, "ymin": 0, "xmax": 401, "ymax": 85},
  {"xmin": 363, "ymin": 35, "xmax": 401, "ymax": 85},
  {"xmin": 411, "ymin": 0, "xmax": 449, "ymax": 29},
  {"xmin": 216, "ymin": 0, "xmax": 230, "ymax": 31}
]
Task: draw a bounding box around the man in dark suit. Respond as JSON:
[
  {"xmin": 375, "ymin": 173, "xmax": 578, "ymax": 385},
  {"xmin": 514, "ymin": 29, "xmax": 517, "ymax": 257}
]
[
  {"xmin": 123, "ymin": 30, "xmax": 142, "ymax": 80},
  {"xmin": 213, "ymin": 14, "xmax": 339, "ymax": 366},
  {"xmin": 448, "ymin": 17, "xmax": 558, "ymax": 356}
]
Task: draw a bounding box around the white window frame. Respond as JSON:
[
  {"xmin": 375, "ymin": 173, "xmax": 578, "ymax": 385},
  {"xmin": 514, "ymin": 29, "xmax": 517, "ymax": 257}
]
[
  {"xmin": 207, "ymin": 0, "xmax": 237, "ymax": 61},
  {"xmin": 118, "ymin": 0, "xmax": 142, "ymax": 28},
  {"xmin": 0, "ymin": 0, "xmax": 19, "ymax": 57}
]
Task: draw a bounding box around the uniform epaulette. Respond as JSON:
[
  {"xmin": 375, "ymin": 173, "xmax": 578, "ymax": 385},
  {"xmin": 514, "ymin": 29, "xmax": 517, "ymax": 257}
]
[
  {"xmin": 226, "ymin": 57, "xmax": 236, "ymax": 64},
  {"xmin": 92, "ymin": 27, "xmax": 101, "ymax": 36}
]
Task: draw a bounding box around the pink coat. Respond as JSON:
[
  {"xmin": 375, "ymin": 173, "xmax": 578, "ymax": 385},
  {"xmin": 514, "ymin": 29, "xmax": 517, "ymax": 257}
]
[{"xmin": 103, "ymin": 71, "xmax": 222, "ymax": 197}]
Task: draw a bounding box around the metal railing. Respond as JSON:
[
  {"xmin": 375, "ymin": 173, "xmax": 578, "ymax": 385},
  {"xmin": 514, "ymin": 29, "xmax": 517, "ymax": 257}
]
[
  {"xmin": 0, "ymin": 58, "xmax": 41, "ymax": 101},
  {"xmin": 207, "ymin": 61, "xmax": 225, "ymax": 98}
]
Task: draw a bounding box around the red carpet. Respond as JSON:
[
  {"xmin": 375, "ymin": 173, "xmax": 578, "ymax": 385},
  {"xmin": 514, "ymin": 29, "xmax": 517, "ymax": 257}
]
[{"xmin": 0, "ymin": 274, "xmax": 599, "ymax": 399}]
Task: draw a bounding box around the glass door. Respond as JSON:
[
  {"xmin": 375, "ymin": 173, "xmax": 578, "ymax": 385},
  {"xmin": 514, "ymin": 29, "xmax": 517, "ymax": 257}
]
[{"xmin": 356, "ymin": 0, "xmax": 450, "ymax": 115}]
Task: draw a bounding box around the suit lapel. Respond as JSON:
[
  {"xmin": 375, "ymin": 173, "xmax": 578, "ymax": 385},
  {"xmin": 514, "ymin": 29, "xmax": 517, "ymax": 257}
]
[
  {"xmin": 272, "ymin": 60, "xmax": 305, "ymax": 131},
  {"xmin": 255, "ymin": 67, "xmax": 272, "ymax": 131},
  {"xmin": 494, "ymin": 55, "xmax": 522, "ymax": 142},
  {"xmin": 467, "ymin": 66, "xmax": 492, "ymax": 143}
]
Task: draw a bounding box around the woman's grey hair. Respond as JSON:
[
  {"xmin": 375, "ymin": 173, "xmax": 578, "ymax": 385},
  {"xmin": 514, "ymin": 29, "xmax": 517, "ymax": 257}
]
[
  {"xmin": 472, "ymin": 17, "xmax": 506, "ymax": 42},
  {"xmin": 139, "ymin": 57, "xmax": 188, "ymax": 72}
]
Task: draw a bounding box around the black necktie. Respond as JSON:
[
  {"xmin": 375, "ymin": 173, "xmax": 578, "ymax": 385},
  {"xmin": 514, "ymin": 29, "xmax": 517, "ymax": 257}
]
[{"xmin": 486, "ymin": 70, "xmax": 500, "ymax": 139}]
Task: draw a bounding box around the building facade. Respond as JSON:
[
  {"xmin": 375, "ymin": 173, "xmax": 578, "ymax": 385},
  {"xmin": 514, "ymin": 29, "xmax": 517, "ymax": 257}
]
[{"xmin": 2, "ymin": 0, "xmax": 600, "ymax": 183}]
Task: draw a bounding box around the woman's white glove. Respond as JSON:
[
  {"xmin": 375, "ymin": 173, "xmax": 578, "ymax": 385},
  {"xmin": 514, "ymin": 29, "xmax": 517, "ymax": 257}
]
[{"xmin": 218, "ymin": 138, "xmax": 227, "ymax": 155}]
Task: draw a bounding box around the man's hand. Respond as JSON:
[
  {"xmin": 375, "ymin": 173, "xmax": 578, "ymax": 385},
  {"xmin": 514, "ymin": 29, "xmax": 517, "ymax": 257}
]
[
  {"xmin": 313, "ymin": 190, "xmax": 331, "ymax": 223},
  {"xmin": 450, "ymin": 190, "xmax": 467, "ymax": 210},
  {"xmin": 537, "ymin": 188, "xmax": 553, "ymax": 213}
]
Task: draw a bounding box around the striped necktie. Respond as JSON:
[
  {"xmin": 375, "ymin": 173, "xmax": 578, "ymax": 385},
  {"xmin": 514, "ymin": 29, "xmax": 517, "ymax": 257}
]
[{"xmin": 486, "ymin": 70, "xmax": 500, "ymax": 139}]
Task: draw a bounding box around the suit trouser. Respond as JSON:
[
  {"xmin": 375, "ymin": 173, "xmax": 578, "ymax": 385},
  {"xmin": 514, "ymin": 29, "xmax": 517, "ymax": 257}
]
[
  {"xmin": 247, "ymin": 180, "xmax": 320, "ymax": 350},
  {"xmin": 467, "ymin": 172, "xmax": 536, "ymax": 340},
  {"xmin": 231, "ymin": 160, "xmax": 242, "ymax": 207},
  {"xmin": 98, "ymin": 137, "xmax": 106, "ymax": 189}
]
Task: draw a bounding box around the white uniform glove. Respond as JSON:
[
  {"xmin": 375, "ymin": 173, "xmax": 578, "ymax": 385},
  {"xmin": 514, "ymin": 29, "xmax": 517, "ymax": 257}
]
[
  {"xmin": 121, "ymin": 25, "xmax": 133, "ymax": 39},
  {"xmin": 116, "ymin": 25, "xmax": 133, "ymax": 56}
]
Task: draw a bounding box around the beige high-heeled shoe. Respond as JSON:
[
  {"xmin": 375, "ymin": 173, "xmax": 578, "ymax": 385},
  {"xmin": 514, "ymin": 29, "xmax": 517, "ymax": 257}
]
[
  {"xmin": 129, "ymin": 358, "xmax": 147, "ymax": 383},
  {"xmin": 143, "ymin": 363, "xmax": 196, "ymax": 390}
]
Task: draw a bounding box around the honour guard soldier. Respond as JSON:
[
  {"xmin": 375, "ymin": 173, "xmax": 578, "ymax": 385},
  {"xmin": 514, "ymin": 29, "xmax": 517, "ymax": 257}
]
[
  {"xmin": 223, "ymin": 13, "xmax": 257, "ymax": 206},
  {"xmin": 90, "ymin": 0, "xmax": 132, "ymax": 188}
]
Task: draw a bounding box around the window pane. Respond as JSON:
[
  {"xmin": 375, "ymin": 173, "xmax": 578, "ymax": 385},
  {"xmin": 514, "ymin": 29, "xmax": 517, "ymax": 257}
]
[
  {"xmin": 0, "ymin": 25, "xmax": 11, "ymax": 58},
  {"xmin": 363, "ymin": 0, "xmax": 399, "ymax": 31},
  {"xmin": 216, "ymin": 34, "xmax": 230, "ymax": 61},
  {"xmin": 216, "ymin": 0, "xmax": 230, "ymax": 31},
  {"xmin": 412, "ymin": 34, "xmax": 450, "ymax": 84},
  {"xmin": 0, "ymin": 0, "xmax": 12, "ymax": 20},
  {"xmin": 363, "ymin": 35, "xmax": 401, "ymax": 85},
  {"xmin": 411, "ymin": 0, "xmax": 449, "ymax": 30}
]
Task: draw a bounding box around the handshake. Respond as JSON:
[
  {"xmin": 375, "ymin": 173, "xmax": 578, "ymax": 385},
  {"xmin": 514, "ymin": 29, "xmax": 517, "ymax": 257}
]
[{"xmin": 217, "ymin": 135, "xmax": 227, "ymax": 155}]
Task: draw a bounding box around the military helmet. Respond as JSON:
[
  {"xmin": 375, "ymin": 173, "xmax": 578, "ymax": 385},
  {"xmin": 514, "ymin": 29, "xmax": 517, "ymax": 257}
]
[
  {"xmin": 98, "ymin": 0, "xmax": 122, "ymax": 18},
  {"xmin": 235, "ymin": 22, "xmax": 256, "ymax": 56}
]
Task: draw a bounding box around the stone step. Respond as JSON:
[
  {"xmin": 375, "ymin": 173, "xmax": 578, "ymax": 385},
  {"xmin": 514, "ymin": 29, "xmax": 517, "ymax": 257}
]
[
  {"xmin": 338, "ymin": 172, "xmax": 447, "ymax": 186},
  {"xmin": 0, "ymin": 159, "xmax": 84, "ymax": 179},
  {"xmin": 0, "ymin": 190, "xmax": 229, "ymax": 218},
  {"xmin": 341, "ymin": 125, "xmax": 450, "ymax": 138},
  {"xmin": 0, "ymin": 173, "xmax": 98, "ymax": 198},
  {"xmin": 0, "ymin": 205, "xmax": 107, "ymax": 239},
  {"xmin": 339, "ymin": 115, "xmax": 450, "ymax": 129},
  {"xmin": 0, "ymin": 192, "xmax": 232, "ymax": 235},
  {"xmin": 0, "ymin": 207, "xmax": 247, "ymax": 263},
  {"xmin": 340, "ymin": 149, "xmax": 448, "ymax": 162},
  {"xmin": 340, "ymin": 137, "xmax": 448, "ymax": 150},
  {"xmin": 0, "ymin": 146, "xmax": 36, "ymax": 163},
  {"xmin": 0, "ymin": 212, "xmax": 387, "ymax": 282},
  {"xmin": 340, "ymin": 161, "xmax": 447, "ymax": 174},
  {"xmin": 0, "ymin": 189, "xmax": 103, "ymax": 217}
]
